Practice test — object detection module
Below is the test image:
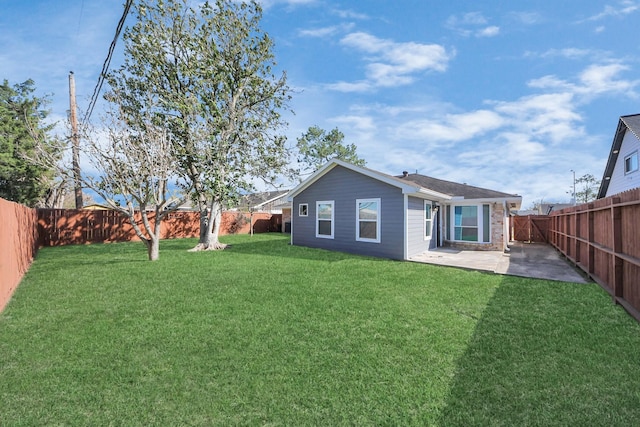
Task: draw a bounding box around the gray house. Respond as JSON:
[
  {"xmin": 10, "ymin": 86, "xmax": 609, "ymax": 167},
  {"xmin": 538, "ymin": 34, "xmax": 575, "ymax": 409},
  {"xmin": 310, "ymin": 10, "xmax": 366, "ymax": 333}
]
[
  {"xmin": 287, "ymin": 159, "xmax": 522, "ymax": 260},
  {"xmin": 597, "ymin": 114, "xmax": 640, "ymax": 199}
]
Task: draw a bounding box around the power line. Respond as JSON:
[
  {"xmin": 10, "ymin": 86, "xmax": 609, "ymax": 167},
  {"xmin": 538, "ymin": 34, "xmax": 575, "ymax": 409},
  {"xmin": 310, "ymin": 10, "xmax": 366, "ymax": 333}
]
[
  {"xmin": 81, "ymin": 0, "xmax": 133, "ymax": 127},
  {"xmin": 75, "ymin": 0, "xmax": 85, "ymax": 39}
]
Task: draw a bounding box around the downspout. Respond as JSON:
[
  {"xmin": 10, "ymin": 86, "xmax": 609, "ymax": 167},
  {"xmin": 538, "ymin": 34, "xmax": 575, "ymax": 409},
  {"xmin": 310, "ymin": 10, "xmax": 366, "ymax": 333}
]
[
  {"xmin": 503, "ymin": 200, "xmax": 509, "ymax": 250},
  {"xmin": 290, "ymin": 200, "xmax": 294, "ymax": 245},
  {"xmin": 439, "ymin": 204, "xmax": 444, "ymax": 247}
]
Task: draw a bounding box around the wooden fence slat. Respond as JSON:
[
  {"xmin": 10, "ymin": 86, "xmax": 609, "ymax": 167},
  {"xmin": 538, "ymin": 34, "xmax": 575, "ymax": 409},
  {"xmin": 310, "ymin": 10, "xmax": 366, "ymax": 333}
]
[
  {"xmin": 549, "ymin": 189, "xmax": 640, "ymax": 323},
  {"xmin": 36, "ymin": 209, "xmax": 284, "ymax": 247}
]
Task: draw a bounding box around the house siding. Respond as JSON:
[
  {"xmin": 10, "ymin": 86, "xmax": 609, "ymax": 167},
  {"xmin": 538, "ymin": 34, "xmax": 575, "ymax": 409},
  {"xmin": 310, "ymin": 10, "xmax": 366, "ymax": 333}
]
[
  {"xmin": 292, "ymin": 166, "xmax": 405, "ymax": 259},
  {"xmin": 606, "ymin": 129, "xmax": 640, "ymax": 197},
  {"xmin": 406, "ymin": 196, "xmax": 430, "ymax": 258}
]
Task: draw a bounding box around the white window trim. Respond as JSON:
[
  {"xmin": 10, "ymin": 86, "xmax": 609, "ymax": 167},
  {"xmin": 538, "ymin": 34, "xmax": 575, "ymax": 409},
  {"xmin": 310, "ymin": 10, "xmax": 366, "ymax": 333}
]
[
  {"xmin": 449, "ymin": 204, "xmax": 491, "ymax": 244},
  {"xmin": 298, "ymin": 203, "xmax": 308, "ymax": 217},
  {"xmin": 316, "ymin": 200, "xmax": 334, "ymax": 239},
  {"xmin": 424, "ymin": 200, "xmax": 433, "ymax": 241},
  {"xmin": 356, "ymin": 198, "xmax": 381, "ymax": 243},
  {"xmin": 625, "ymin": 151, "xmax": 638, "ymax": 174}
]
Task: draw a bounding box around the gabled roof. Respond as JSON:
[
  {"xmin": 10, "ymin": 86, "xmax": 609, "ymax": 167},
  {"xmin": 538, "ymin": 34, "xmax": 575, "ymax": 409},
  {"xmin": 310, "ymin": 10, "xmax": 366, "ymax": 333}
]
[
  {"xmin": 396, "ymin": 173, "xmax": 520, "ymax": 200},
  {"xmin": 288, "ymin": 159, "xmax": 521, "ymax": 207},
  {"xmin": 597, "ymin": 114, "xmax": 640, "ymax": 199},
  {"xmin": 287, "ymin": 159, "xmax": 452, "ymax": 201}
]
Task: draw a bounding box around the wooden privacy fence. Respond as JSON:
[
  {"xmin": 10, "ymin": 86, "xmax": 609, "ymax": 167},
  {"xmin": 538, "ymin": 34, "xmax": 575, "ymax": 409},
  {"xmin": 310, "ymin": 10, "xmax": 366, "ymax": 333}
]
[
  {"xmin": 0, "ymin": 198, "xmax": 38, "ymax": 312},
  {"xmin": 511, "ymin": 215, "xmax": 550, "ymax": 243},
  {"xmin": 549, "ymin": 188, "xmax": 640, "ymax": 322},
  {"xmin": 38, "ymin": 209, "xmax": 283, "ymax": 246}
]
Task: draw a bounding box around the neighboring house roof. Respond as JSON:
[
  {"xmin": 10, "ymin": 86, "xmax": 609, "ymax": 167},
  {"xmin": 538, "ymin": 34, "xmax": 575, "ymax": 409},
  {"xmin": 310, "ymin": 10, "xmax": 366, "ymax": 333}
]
[
  {"xmin": 597, "ymin": 114, "xmax": 640, "ymax": 199},
  {"xmin": 539, "ymin": 203, "xmax": 573, "ymax": 215},
  {"xmin": 83, "ymin": 203, "xmax": 111, "ymax": 210},
  {"xmin": 237, "ymin": 190, "xmax": 289, "ymax": 211},
  {"xmin": 273, "ymin": 198, "xmax": 291, "ymax": 209},
  {"xmin": 288, "ymin": 159, "xmax": 522, "ymax": 208}
]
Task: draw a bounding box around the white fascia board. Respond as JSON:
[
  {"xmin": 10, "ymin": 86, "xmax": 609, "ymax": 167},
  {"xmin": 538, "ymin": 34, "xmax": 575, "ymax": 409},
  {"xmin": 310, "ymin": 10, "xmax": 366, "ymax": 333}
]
[
  {"xmin": 446, "ymin": 196, "xmax": 522, "ymax": 209},
  {"xmin": 254, "ymin": 193, "xmax": 287, "ymax": 208},
  {"xmin": 409, "ymin": 188, "xmax": 452, "ymax": 201}
]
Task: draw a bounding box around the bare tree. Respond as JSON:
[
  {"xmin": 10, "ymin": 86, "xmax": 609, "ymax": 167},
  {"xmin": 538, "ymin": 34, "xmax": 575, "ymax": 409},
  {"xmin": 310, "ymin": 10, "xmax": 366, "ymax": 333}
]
[{"xmin": 83, "ymin": 98, "xmax": 191, "ymax": 261}]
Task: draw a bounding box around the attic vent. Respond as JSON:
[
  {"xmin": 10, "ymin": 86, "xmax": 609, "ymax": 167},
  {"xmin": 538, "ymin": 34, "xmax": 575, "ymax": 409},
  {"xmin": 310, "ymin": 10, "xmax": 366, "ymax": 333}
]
[{"xmin": 402, "ymin": 171, "xmax": 409, "ymax": 177}]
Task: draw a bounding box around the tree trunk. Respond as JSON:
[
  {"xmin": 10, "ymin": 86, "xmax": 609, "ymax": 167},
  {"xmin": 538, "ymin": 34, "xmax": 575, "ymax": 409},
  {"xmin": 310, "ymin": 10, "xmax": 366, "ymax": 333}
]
[
  {"xmin": 147, "ymin": 237, "xmax": 160, "ymax": 261},
  {"xmin": 189, "ymin": 198, "xmax": 227, "ymax": 251},
  {"xmin": 196, "ymin": 190, "xmax": 208, "ymax": 243}
]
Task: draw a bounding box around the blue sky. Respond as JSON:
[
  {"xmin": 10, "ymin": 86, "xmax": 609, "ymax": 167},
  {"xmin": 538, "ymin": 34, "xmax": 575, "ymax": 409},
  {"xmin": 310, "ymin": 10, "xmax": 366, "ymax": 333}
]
[{"xmin": 2, "ymin": 0, "xmax": 640, "ymax": 207}]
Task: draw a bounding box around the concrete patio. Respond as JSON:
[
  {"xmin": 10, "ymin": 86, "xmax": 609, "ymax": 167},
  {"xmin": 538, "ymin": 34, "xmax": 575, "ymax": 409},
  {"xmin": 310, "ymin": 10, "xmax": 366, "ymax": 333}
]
[{"xmin": 409, "ymin": 242, "xmax": 589, "ymax": 284}]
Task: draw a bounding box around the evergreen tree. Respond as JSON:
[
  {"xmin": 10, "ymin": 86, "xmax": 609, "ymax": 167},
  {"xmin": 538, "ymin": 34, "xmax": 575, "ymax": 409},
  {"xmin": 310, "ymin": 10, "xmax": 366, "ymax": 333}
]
[
  {"xmin": 0, "ymin": 79, "xmax": 58, "ymax": 206},
  {"xmin": 296, "ymin": 125, "xmax": 366, "ymax": 179}
]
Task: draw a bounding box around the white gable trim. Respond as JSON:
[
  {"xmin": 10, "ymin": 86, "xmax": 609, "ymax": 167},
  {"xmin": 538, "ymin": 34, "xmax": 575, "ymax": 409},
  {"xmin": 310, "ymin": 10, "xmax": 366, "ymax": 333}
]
[{"xmin": 287, "ymin": 159, "xmax": 452, "ymax": 201}]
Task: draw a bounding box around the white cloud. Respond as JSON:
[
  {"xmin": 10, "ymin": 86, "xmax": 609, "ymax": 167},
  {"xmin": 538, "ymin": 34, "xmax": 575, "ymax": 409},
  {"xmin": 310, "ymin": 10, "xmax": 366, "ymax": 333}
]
[
  {"xmin": 395, "ymin": 110, "xmax": 505, "ymax": 144},
  {"xmin": 583, "ymin": 0, "xmax": 640, "ymax": 21},
  {"xmin": 447, "ymin": 12, "xmax": 488, "ymax": 27},
  {"xmin": 331, "ymin": 115, "xmax": 376, "ymax": 132},
  {"xmin": 508, "ymin": 11, "xmax": 542, "ymax": 25},
  {"xmin": 331, "ymin": 32, "xmax": 453, "ymax": 91},
  {"xmin": 528, "ymin": 63, "xmax": 639, "ymax": 99},
  {"xmin": 491, "ymin": 92, "xmax": 582, "ymax": 144},
  {"xmin": 578, "ymin": 63, "xmax": 638, "ymax": 95},
  {"xmin": 531, "ymin": 48, "xmax": 598, "ymax": 60},
  {"xmin": 331, "ymin": 8, "xmax": 369, "ymax": 20},
  {"xmin": 477, "ymin": 26, "xmax": 500, "ymax": 37},
  {"xmin": 298, "ymin": 23, "xmax": 354, "ymax": 38},
  {"xmin": 259, "ymin": 0, "xmax": 318, "ymax": 9},
  {"xmin": 446, "ymin": 12, "xmax": 500, "ymax": 37},
  {"xmin": 325, "ymin": 80, "xmax": 373, "ymax": 93}
]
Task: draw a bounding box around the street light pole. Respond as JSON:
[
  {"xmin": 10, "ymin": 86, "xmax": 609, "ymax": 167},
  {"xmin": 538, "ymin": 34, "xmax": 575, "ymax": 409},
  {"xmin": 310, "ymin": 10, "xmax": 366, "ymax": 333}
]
[{"xmin": 571, "ymin": 169, "xmax": 576, "ymax": 205}]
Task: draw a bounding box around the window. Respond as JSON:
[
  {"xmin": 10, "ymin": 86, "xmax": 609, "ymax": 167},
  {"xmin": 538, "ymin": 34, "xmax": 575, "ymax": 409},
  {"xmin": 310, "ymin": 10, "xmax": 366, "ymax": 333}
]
[
  {"xmin": 625, "ymin": 151, "xmax": 638, "ymax": 174},
  {"xmin": 316, "ymin": 201, "xmax": 334, "ymax": 238},
  {"xmin": 454, "ymin": 206, "xmax": 478, "ymax": 241},
  {"xmin": 483, "ymin": 204, "xmax": 490, "ymax": 242},
  {"xmin": 356, "ymin": 198, "xmax": 380, "ymax": 242},
  {"xmin": 298, "ymin": 203, "xmax": 308, "ymax": 217},
  {"xmin": 453, "ymin": 204, "xmax": 491, "ymax": 243},
  {"xmin": 424, "ymin": 201, "xmax": 433, "ymax": 239}
]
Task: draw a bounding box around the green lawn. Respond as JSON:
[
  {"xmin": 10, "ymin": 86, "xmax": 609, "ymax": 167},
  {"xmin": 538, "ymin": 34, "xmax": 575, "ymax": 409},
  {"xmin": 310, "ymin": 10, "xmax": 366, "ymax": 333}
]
[{"xmin": 1, "ymin": 234, "xmax": 639, "ymax": 426}]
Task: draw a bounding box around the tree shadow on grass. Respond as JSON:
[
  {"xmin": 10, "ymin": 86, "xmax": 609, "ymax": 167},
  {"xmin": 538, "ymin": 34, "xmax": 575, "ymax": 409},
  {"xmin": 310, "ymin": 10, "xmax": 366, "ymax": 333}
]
[
  {"xmin": 35, "ymin": 241, "xmax": 150, "ymax": 268},
  {"xmin": 437, "ymin": 276, "xmax": 640, "ymax": 426},
  {"xmin": 219, "ymin": 234, "xmax": 392, "ymax": 264}
]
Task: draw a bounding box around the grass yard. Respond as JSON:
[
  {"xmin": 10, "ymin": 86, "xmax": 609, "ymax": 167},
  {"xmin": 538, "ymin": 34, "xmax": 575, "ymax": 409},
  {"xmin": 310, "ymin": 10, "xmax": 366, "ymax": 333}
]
[{"xmin": 1, "ymin": 234, "xmax": 639, "ymax": 426}]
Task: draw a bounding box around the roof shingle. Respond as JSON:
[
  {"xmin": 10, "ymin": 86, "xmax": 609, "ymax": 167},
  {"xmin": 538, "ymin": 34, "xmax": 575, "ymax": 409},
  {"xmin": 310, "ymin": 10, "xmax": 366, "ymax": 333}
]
[{"xmin": 395, "ymin": 173, "xmax": 519, "ymax": 199}]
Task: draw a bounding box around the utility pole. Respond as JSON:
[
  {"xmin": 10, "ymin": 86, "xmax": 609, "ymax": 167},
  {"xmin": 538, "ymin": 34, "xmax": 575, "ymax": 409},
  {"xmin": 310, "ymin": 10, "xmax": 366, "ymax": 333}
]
[{"xmin": 69, "ymin": 71, "xmax": 83, "ymax": 209}]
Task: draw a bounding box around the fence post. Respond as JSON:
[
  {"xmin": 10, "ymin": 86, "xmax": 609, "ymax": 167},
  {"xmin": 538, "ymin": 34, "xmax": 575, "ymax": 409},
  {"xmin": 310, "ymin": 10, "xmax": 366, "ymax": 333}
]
[
  {"xmin": 574, "ymin": 209, "xmax": 581, "ymax": 265},
  {"xmin": 611, "ymin": 197, "xmax": 623, "ymax": 301},
  {"xmin": 587, "ymin": 203, "xmax": 595, "ymax": 276}
]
